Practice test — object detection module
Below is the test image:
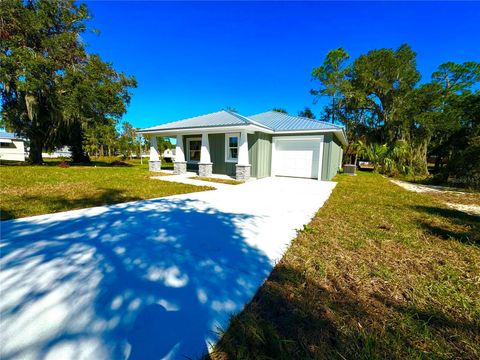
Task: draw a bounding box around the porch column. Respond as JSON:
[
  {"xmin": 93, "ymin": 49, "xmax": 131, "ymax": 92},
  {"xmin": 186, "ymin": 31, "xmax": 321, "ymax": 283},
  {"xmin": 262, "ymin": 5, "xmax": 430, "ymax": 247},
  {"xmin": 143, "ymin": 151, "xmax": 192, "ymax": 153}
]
[
  {"xmin": 236, "ymin": 130, "xmax": 251, "ymax": 181},
  {"xmin": 174, "ymin": 134, "xmax": 187, "ymax": 175},
  {"xmin": 199, "ymin": 133, "xmax": 213, "ymax": 177},
  {"xmin": 149, "ymin": 136, "xmax": 161, "ymax": 172}
]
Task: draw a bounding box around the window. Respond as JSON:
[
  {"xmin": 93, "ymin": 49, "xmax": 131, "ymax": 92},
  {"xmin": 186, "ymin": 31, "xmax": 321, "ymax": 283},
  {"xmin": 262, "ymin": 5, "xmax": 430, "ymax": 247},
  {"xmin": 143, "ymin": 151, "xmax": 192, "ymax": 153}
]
[
  {"xmin": 225, "ymin": 133, "xmax": 239, "ymax": 162},
  {"xmin": 187, "ymin": 138, "xmax": 201, "ymax": 162}
]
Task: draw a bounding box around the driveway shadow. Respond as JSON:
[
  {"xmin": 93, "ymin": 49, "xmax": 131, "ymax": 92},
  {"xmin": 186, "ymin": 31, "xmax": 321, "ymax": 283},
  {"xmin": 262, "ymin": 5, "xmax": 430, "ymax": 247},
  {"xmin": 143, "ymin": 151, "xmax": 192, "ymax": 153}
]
[{"xmin": 0, "ymin": 197, "xmax": 271, "ymax": 359}]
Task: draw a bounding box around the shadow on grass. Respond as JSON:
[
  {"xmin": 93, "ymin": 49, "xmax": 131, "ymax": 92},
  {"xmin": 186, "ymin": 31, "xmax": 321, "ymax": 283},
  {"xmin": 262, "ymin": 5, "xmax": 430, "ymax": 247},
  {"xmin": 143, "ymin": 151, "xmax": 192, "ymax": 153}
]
[
  {"xmin": 0, "ymin": 208, "xmax": 17, "ymax": 221},
  {"xmin": 412, "ymin": 205, "xmax": 479, "ymax": 246},
  {"xmin": 373, "ymin": 292, "xmax": 480, "ymax": 334},
  {"xmin": 1, "ymin": 198, "xmax": 272, "ymax": 359},
  {"xmin": 212, "ymin": 262, "xmax": 480, "ymax": 360}
]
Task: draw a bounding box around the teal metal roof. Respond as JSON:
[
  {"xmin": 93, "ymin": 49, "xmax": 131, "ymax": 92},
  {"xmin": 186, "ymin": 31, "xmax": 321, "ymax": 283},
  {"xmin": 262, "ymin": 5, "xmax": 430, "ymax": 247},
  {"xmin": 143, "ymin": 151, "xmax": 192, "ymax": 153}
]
[
  {"xmin": 139, "ymin": 110, "xmax": 347, "ymax": 145},
  {"xmin": 0, "ymin": 132, "xmax": 21, "ymax": 140},
  {"xmin": 140, "ymin": 110, "xmax": 250, "ymax": 132},
  {"xmin": 248, "ymin": 111, "xmax": 343, "ymax": 131},
  {"xmin": 140, "ymin": 110, "xmax": 342, "ymax": 132}
]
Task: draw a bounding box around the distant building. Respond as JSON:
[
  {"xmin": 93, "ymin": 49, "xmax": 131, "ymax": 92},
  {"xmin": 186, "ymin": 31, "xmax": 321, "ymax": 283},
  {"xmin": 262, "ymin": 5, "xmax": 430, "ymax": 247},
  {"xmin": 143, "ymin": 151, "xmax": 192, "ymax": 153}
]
[
  {"xmin": 163, "ymin": 148, "xmax": 176, "ymax": 162},
  {"xmin": 0, "ymin": 132, "xmax": 25, "ymax": 161},
  {"xmin": 42, "ymin": 146, "xmax": 72, "ymax": 158}
]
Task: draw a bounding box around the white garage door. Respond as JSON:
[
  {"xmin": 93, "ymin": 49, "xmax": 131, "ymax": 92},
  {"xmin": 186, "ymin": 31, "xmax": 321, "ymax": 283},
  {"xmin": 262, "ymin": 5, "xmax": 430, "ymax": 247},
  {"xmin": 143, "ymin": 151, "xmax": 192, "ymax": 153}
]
[{"xmin": 272, "ymin": 137, "xmax": 323, "ymax": 179}]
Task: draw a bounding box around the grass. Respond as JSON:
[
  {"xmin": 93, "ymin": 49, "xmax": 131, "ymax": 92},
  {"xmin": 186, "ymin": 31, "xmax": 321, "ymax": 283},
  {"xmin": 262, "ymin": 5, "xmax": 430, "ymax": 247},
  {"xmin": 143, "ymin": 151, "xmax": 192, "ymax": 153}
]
[
  {"xmin": 212, "ymin": 172, "xmax": 480, "ymax": 360},
  {"xmin": 0, "ymin": 159, "xmax": 211, "ymax": 220},
  {"xmin": 189, "ymin": 176, "xmax": 244, "ymax": 185}
]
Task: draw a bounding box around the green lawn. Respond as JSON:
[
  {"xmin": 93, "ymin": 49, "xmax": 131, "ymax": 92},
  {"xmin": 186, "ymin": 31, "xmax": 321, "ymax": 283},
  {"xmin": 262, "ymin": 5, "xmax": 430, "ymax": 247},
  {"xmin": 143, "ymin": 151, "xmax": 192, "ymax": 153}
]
[
  {"xmin": 213, "ymin": 172, "xmax": 480, "ymax": 360},
  {"xmin": 0, "ymin": 159, "xmax": 210, "ymax": 220}
]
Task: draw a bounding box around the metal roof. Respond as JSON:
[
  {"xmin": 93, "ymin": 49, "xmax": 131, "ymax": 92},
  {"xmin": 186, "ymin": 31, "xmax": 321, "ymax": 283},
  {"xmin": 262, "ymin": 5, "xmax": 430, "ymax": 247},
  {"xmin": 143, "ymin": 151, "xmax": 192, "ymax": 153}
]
[
  {"xmin": 138, "ymin": 110, "xmax": 346, "ymax": 144},
  {"xmin": 0, "ymin": 132, "xmax": 22, "ymax": 140},
  {"xmin": 248, "ymin": 111, "xmax": 343, "ymax": 131},
  {"xmin": 139, "ymin": 110, "xmax": 250, "ymax": 132},
  {"xmin": 140, "ymin": 110, "xmax": 342, "ymax": 132}
]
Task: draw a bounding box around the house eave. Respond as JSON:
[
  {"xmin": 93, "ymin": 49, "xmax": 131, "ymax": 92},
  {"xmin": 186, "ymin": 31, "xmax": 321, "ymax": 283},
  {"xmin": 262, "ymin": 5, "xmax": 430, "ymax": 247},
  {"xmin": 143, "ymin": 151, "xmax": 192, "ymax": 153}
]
[
  {"xmin": 138, "ymin": 124, "xmax": 273, "ymax": 136},
  {"xmin": 273, "ymin": 129, "xmax": 348, "ymax": 146},
  {"xmin": 138, "ymin": 124, "xmax": 347, "ymax": 146}
]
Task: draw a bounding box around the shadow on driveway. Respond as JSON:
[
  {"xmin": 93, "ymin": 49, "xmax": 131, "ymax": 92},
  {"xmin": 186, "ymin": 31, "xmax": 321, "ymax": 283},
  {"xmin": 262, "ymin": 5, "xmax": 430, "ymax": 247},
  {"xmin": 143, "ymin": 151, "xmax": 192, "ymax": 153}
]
[{"xmin": 0, "ymin": 198, "xmax": 271, "ymax": 359}]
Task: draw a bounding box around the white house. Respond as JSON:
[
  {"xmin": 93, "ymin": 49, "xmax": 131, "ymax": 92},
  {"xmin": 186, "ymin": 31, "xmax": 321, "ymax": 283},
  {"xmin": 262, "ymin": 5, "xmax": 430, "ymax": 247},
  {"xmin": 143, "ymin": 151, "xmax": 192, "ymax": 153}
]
[{"xmin": 0, "ymin": 132, "xmax": 26, "ymax": 162}]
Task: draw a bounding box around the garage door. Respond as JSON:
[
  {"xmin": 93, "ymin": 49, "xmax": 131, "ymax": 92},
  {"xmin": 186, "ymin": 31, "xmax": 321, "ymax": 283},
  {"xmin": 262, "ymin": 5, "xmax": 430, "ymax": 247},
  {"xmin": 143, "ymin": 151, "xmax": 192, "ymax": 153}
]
[{"xmin": 272, "ymin": 137, "xmax": 323, "ymax": 179}]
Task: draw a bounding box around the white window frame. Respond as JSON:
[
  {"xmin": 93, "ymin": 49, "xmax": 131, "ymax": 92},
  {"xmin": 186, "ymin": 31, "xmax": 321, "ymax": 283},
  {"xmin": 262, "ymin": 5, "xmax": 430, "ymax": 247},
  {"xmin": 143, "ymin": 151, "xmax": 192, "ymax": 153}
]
[
  {"xmin": 225, "ymin": 132, "xmax": 240, "ymax": 163},
  {"xmin": 186, "ymin": 137, "xmax": 202, "ymax": 163}
]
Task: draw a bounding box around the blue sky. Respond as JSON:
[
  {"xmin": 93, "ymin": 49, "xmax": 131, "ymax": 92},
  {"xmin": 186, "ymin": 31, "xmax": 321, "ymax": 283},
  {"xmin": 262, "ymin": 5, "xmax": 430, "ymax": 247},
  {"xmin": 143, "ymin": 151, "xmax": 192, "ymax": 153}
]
[{"xmin": 83, "ymin": 1, "xmax": 480, "ymax": 129}]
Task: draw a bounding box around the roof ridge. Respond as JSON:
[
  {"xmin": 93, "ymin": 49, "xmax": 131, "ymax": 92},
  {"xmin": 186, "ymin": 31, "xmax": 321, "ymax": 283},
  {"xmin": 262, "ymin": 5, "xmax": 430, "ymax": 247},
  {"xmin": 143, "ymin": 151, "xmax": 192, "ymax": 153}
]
[
  {"xmin": 226, "ymin": 110, "xmax": 274, "ymax": 130},
  {"xmin": 224, "ymin": 110, "xmax": 252, "ymax": 125}
]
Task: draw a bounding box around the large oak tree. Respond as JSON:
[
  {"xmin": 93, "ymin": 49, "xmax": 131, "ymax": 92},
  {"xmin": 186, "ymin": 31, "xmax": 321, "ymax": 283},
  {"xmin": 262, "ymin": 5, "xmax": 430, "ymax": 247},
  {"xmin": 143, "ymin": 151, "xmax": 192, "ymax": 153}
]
[{"xmin": 0, "ymin": 0, "xmax": 136, "ymax": 163}]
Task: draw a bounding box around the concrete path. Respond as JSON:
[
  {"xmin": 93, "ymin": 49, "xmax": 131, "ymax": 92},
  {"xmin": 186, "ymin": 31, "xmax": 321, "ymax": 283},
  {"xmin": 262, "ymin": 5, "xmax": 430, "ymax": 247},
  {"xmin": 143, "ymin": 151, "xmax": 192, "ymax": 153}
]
[
  {"xmin": 151, "ymin": 174, "xmax": 235, "ymax": 190},
  {"xmin": 0, "ymin": 177, "xmax": 336, "ymax": 360}
]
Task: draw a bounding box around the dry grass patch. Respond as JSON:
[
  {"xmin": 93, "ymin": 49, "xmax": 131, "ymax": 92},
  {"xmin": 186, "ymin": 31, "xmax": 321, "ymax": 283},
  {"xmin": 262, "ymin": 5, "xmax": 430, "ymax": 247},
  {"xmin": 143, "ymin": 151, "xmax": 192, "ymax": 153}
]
[{"xmin": 212, "ymin": 172, "xmax": 480, "ymax": 360}]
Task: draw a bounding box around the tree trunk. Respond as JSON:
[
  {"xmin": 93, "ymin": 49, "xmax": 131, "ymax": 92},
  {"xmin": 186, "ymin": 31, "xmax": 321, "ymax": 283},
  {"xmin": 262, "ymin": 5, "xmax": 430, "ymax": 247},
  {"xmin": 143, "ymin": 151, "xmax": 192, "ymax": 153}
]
[
  {"xmin": 332, "ymin": 97, "xmax": 335, "ymax": 124},
  {"xmin": 28, "ymin": 138, "xmax": 44, "ymax": 164},
  {"xmin": 70, "ymin": 122, "xmax": 90, "ymax": 163}
]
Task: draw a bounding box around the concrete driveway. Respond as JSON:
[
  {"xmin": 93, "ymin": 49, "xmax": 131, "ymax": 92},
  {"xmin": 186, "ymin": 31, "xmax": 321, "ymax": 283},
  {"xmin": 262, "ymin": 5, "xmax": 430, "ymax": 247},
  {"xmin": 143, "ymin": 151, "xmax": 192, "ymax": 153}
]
[{"xmin": 0, "ymin": 177, "xmax": 336, "ymax": 360}]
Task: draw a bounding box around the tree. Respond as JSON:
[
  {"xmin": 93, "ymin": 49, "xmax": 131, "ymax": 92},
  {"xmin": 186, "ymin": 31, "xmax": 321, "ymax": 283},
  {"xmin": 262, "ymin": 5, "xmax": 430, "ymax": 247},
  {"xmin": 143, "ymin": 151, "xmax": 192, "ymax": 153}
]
[
  {"xmin": 298, "ymin": 107, "xmax": 316, "ymax": 119},
  {"xmin": 0, "ymin": 0, "xmax": 90, "ymax": 163},
  {"xmin": 61, "ymin": 54, "xmax": 136, "ymax": 162},
  {"xmin": 225, "ymin": 106, "xmax": 238, "ymax": 113},
  {"xmin": 432, "ymin": 61, "xmax": 480, "ymax": 91},
  {"xmin": 272, "ymin": 108, "xmax": 288, "ymax": 114},
  {"xmin": 118, "ymin": 121, "xmax": 138, "ymax": 159},
  {"xmin": 311, "ymin": 44, "xmax": 479, "ymax": 184},
  {"xmin": 350, "ymin": 44, "xmax": 420, "ymax": 145},
  {"xmin": 429, "ymin": 61, "xmax": 480, "ymax": 186},
  {"xmin": 311, "ymin": 48, "xmax": 350, "ymax": 123},
  {"xmin": 0, "ymin": 0, "xmax": 136, "ymax": 164}
]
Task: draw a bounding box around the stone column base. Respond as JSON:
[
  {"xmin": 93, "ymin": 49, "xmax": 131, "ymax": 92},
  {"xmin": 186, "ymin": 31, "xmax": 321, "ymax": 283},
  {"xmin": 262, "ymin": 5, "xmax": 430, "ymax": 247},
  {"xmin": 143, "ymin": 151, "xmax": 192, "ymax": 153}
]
[
  {"xmin": 173, "ymin": 161, "xmax": 187, "ymax": 175},
  {"xmin": 149, "ymin": 160, "xmax": 161, "ymax": 172},
  {"xmin": 198, "ymin": 163, "xmax": 213, "ymax": 177},
  {"xmin": 235, "ymin": 164, "xmax": 251, "ymax": 181}
]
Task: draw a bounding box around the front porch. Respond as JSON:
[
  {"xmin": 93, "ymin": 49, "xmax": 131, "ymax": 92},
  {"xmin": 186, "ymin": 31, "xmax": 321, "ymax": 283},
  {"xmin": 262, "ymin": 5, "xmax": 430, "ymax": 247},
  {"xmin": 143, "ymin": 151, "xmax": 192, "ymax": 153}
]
[{"xmin": 147, "ymin": 130, "xmax": 252, "ymax": 181}]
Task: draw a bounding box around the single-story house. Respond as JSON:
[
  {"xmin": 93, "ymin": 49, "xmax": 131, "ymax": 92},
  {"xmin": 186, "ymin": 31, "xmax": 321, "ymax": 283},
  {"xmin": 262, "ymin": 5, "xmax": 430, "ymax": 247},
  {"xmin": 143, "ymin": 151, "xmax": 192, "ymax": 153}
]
[
  {"xmin": 138, "ymin": 110, "xmax": 347, "ymax": 181},
  {"xmin": 0, "ymin": 132, "xmax": 26, "ymax": 162}
]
